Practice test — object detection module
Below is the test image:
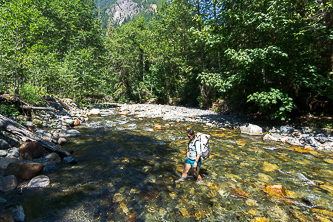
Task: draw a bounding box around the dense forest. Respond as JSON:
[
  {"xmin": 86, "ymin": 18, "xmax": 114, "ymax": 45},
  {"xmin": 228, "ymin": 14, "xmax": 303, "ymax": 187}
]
[{"xmin": 0, "ymin": 0, "xmax": 332, "ymax": 121}]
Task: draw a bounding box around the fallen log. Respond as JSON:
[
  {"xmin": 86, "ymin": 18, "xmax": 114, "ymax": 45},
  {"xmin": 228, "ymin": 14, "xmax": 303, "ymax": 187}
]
[
  {"xmin": 0, "ymin": 94, "xmax": 29, "ymax": 106},
  {"xmin": 21, "ymin": 106, "xmax": 56, "ymax": 112},
  {"xmin": 0, "ymin": 114, "xmax": 70, "ymax": 157}
]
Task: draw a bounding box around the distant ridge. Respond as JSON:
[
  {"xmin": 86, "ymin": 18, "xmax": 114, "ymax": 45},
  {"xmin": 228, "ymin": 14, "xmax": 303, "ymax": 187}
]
[{"xmin": 95, "ymin": 0, "xmax": 160, "ymax": 28}]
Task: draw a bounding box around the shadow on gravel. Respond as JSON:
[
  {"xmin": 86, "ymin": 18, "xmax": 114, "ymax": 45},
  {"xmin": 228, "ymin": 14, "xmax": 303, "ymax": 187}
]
[{"xmin": 9, "ymin": 128, "xmax": 181, "ymax": 221}]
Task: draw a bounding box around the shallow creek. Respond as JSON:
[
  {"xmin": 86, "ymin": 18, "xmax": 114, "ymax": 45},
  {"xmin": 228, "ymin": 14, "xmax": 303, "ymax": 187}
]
[{"xmin": 15, "ymin": 113, "xmax": 333, "ymax": 221}]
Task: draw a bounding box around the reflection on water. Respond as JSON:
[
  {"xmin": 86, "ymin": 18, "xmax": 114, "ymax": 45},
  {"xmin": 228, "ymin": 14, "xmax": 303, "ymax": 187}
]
[{"xmin": 17, "ymin": 115, "xmax": 333, "ymax": 221}]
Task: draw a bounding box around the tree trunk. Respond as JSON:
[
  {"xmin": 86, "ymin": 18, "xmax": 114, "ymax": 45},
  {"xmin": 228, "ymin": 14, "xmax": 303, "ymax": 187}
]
[{"xmin": 0, "ymin": 114, "xmax": 71, "ymax": 157}]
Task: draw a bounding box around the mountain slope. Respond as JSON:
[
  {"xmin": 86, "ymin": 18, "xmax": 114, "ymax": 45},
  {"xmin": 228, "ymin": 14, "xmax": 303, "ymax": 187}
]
[{"xmin": 95, "ymin": 0, "xmax": 160, "ymax": 28}]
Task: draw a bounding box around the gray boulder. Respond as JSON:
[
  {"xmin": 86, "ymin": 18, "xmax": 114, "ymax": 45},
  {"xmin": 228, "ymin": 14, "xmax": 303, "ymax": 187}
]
[
  {"xmin": 280, "ymin": 125, "xmax": 294, "ymax": 134},
  {"xmin": 240, "ymin": 123, "xmax": 263, "ymax": 135},
  {"xmin": 0, "ymin": 157, "xmax": 19, "ymax": 170},
  {"xmin": 0, "ymin": 139, "xmax": 9, "ymax": 150}
]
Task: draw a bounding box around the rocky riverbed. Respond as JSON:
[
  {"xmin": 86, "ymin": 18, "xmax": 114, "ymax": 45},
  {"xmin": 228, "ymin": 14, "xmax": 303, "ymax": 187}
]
[{"xmin": 0, "ymin": 96, "xmax": 332, "ymax": 220}]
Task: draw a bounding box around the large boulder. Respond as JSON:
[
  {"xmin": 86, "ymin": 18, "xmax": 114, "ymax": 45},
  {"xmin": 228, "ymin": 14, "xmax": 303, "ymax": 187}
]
[
  {"xmin": 0, "ymin": 175, "xmax": 18, "ymax": 192},
  {"xmin": 5, "ymin": 162, "xmax": 44, "ymax": 180},
  {"xmin": 240, "ymin": 123, "xmax": 263, "ymax": 136},
  {"xmin": 19, "ymin": 141, "xmax": 45, "ymax": 160}
]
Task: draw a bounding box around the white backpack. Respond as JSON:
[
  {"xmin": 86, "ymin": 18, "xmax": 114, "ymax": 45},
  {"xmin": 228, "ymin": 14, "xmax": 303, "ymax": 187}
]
[{"xmin": 196, "ymin": 133, "xmax": 211, "ymax": 161}]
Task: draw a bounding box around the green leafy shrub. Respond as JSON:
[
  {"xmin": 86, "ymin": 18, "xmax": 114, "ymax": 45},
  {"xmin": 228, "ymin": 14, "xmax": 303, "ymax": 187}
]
[
  {"xmin": 247, "ymin": 88, "xmax": 296, "ymax": 121},
  {"xmin": 0, "ymin": 101, "xmax": 20, "ymax": 117},
  {"xmin": 20, "ymin": 83, "xmax": 45, "ymax": 106}
]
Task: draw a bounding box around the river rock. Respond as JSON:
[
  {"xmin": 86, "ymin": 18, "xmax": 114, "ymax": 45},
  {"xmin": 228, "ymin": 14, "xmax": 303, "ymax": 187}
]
[
  {"xmin": 280, "ymin": 125, "xmax": 294, "ymax": 134},
  {"xmin": 263, "ymin": 133, "xmax": 279, "ymax": 141},
  {"xmin": 45, "ymin": 152, "xmax": 61, "ymax": 163},
  {"xmin": 73, "ymin": 118, "xmax": 80, "ymax": 126},
  {"xmin": 263, "ymin": 185, "xmax": 286, "ymax": 197},
  {"xmin": 42, "ymin": 135, "xmax": 52, "ymax": 142},
  {"xmin": 230, "ymin": 188, "xmax": 249, "ymax": 198},
  {"xmin": 2, "ymin": 205, "xmax": 25, "ymax": 222},
  {"xmin": 0, "ymin": 139, "xmax": 9, "ymax": 150},
  {"xmin": 269, "ymin": 205, "xmax": 289, "ymax": 221},
  {"xmin": 57, "ymin": 137, "xmax": 67, "ymax": 145},
  {"xmin": 0, "ymin": 215, "xmax": 14, "ymax": 222},
  {"xmin": 63, "ymin": 156, "xmax": 77, "ymax": 164},
  {"xmin": 0, "ymin": 175, "xmax": 18, "ymax": 191},
  {"xmin": 59, "ymin": 129, "xmax": 81, "ymax": 137},
  {"xmin": 27, "ymin": 175, "xmax": 50, "ymax": 188},
  {"xmin": 43, "ymin": 161, "xmax": 58, "ymax": 172},
  {"xmin": 88, "ymin": 108, "xmax": 101, "ymax": 116},
  {"xmin": 290, "ymin": 209, "xmax": 312, "ymax": 222},
  {"xmin": 18, "ymin": 141, "xmax": 45, "ymax": 160},
  {"xmin": 5, "ymin": 162, "xmax": 44, "ymax": 180},
  {"xmin": 240, "ymin": 124, "xmax": 262, "ymax": 135},
  {"xmin": 0, "ymin": 157, "xmax": 19, "ymax": 170},
  {"xmin": 0, "ymin": 150, "xmax": 7, "ymax": 157},
  {"xmin": 63, "ymin": 118, "xmax": 75, "ymax": 127},
  {"xmin": 6, "ymin": 148, "xmax": 19, "ymax": 158}
]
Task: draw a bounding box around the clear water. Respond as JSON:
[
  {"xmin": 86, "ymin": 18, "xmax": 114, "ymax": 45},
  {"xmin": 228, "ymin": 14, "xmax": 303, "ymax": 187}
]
[{"xmin": 12, "ymin": 113, "xmax": 333, "ymax": 221}]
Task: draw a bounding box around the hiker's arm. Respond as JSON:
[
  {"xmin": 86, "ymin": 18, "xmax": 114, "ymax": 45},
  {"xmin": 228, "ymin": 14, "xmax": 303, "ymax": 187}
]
[
  {"xmin": 193, "ymin": 141, "xmax": 201, "ymax": 167},
  {"xmin": 186, "ymin": 148, "xmax": 189, "ymax": 158}
]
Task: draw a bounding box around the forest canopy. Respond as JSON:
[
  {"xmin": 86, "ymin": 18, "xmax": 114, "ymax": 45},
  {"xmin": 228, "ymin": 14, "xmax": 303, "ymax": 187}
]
[{"xmin": 1, "ymin": 0, "xmax": 332, "ymax": 121}]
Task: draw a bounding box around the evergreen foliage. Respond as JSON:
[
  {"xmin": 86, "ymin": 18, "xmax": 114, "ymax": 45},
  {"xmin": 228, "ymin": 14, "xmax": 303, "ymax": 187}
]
[{"xmin": 1, "ymin": 0, "xmax": 332, "ymax": 121}]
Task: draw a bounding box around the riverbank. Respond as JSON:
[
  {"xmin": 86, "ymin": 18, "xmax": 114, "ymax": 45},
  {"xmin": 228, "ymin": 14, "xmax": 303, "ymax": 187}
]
[
  {"xmin": 0, "ymin": 97, "xmax": 332, "ymax": 220},
  {"xmin": 110, "ymin": 103, "xmax": 333, "ymax": 151}
]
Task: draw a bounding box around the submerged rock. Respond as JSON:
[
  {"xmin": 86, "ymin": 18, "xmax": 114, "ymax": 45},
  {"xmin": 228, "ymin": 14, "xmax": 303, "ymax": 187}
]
[
  {"xmin": 230, "ymin": 188, "xmax": 249, "ymax": 198},
  {"xmin": 263, "ymin": 185, "xmax": 286, "ymax": 197}
]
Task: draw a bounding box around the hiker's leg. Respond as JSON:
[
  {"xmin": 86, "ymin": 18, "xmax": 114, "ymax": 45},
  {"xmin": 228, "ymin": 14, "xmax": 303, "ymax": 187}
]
[
  {"xmin": 181, "ymin": 163, "xmax": 191, "ymax": 178},
  {"xmin": 193, "ymin": 166, "xmax": 202, "ymax": 180}
]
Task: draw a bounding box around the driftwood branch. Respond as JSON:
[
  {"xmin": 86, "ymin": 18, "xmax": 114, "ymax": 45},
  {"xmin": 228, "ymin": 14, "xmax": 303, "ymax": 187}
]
[
  {"xmin": 21, "ymin": 106, "xmax": 55, "ymax": 112},
  {"xmin": 0, "ymin": 94, "xmax": 29, "ymax": 106},
  {"xmin": 0, "ymin": 114, "xmax": 70, "ymax": 156}
]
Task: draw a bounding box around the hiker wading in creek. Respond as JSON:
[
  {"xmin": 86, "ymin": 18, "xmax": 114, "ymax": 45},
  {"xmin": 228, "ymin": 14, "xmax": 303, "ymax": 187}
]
[{"xmin": 175, "ymin": 129, "xmax": 203, "ymax": 184}]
